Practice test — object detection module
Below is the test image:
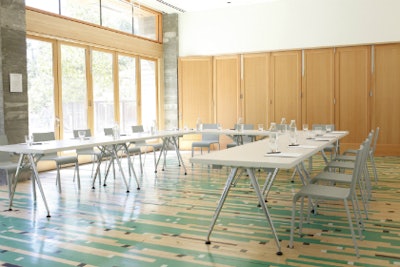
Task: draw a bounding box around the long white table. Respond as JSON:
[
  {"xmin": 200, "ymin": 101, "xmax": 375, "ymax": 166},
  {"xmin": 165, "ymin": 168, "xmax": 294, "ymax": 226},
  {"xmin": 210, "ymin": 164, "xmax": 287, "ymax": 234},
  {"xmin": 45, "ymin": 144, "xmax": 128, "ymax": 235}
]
[
  {"xmin": 0, "ymin": 130, "xmax": 193, "ymax": 217},
  {"xmin": 190, "ymin": 131, "xmax": 348, "ymax": 255}
]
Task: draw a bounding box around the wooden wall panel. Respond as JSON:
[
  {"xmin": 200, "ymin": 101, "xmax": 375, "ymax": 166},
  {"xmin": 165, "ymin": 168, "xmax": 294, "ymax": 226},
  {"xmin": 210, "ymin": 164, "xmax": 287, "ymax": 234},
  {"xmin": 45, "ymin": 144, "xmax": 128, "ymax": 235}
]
[
  {"xmin": 373, "ymin": 44, "xmax": 400, "ymax": 155},
  {"xmin": 242, "ymin": 53, "xmax": 269, "ymax": 128},
  {"xmin": 302, "ymin": 48, "xmax": 334, "ymax": 127},
  {"xmin": 335, "ymin": 46, "xmax": 371, "ymax": 150},
  {"xmin": 214, "ymin": 55, "xmax": 240, "ymax": 148},
  {"xmin": 269, "ymin": 51, "xmax": 302, "ymax": 127},
  {"xmin": 178, "ymin": 57, "xmax": 213, "ymax": 149}
]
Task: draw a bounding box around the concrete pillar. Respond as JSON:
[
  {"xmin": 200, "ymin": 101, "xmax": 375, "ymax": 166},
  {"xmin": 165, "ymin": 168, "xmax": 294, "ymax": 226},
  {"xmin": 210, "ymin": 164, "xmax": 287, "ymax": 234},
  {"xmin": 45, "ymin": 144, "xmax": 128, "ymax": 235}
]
[
  {"xmin": 162, "ymin": 13, "xmax": 179, "ymax": 130},
  {"xmin": 0, "ymin": 0, "xmax": 28, "ymax": 144}
]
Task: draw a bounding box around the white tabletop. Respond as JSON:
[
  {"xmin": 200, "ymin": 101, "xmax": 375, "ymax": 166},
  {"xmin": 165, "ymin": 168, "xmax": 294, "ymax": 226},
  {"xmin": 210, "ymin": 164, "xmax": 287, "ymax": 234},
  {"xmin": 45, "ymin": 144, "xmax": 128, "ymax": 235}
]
[
  {"xmin": 190, "ymin": 131, "xmax": 347, "ymax": 169},
  {"xmin": 0, "ymin": 130, "xmax": 193, "ymax": 155}
]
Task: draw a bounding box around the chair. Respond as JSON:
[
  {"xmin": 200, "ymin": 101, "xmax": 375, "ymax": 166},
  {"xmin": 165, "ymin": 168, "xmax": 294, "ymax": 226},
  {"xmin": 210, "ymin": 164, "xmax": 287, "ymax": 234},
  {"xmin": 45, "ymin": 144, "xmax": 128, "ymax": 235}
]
[
  {"xmin": 227, "ymin": 124, "xmax": 254, "ymax": 148},
  {"xmin": 312, "ymin": 124, "xmax": 337, "ymax": 162},
  {"xmin": 310, "ymin": 135, "xmax": 373, "ymax": 219},
  {"xmin": 131, "ymin": 125, "xmax": 162, "ymax": 173},
  {"xmin": 191, "ymin": 123, "xmax": 220, "ymax": 157},
  {"xmin": 335, "ymin": 127, "xmax": 379, "ymax": 183},
  {"xmin": 289, "ymin": 142, "xmax": 368, "ymax": 257},
  {"xmin": 32, "ymin": 132, "xmax": 80, "ymax": 193},
  {"xmin": 73, "ymin": 129, "xmax": 107, "ymax": 188},
  {"xmin": 0, "ymin": 135, "xmax": 31, "ymax": 199}
]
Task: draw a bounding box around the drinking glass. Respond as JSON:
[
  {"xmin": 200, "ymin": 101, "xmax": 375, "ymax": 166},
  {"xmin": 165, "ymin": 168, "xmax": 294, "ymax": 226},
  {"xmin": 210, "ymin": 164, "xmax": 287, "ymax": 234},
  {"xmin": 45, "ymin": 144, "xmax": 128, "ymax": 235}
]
[
  {"xmin": 269, "ymin": 132, "xmax": 278, "ymax": 153},
  {"xmin": 258, "ymin": 124, "xmax": 263, "ymax": 131},
  {"xmin": 78, "ymin": 130, "xmax": 86, "ymax": 141},
  {"xmin": 24, "ymin": 135, "xmax": 33, "ymax": 145},
  {"xmin": 326, "ymin": 125, "xmax": 332, "ymax": 133}
]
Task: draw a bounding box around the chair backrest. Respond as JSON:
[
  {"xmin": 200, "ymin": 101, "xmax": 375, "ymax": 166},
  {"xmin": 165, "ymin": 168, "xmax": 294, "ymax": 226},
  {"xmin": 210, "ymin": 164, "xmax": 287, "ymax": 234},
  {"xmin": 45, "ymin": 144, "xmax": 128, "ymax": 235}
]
[
  {"xmin": 370, "ymin": 127, "xmax": 380, "ymax": 156},
  {"xmin": 104, "ymin": 128, "xmax": 113, "ymax": 136},
  {"xmin": 73, "ymin": 129, "xmax": 92, "ymax": 138},
  {"xmin": 32, "ymin": 132, "xmax": 57, "ymax": 157},
  {"xmin": 349, "ymin": 139, "xmax": 370, "ymax": 196},
  {"xmin": 0, "ymin": 135, "xmax": 11, "ymax": 162},
  {"xmin": 32, "ymin": 132, "xmax": 56, "ymax": 142},
  {"xmin": 131, "ymin": 125, "xmax": 145, "ymax": 133},
  {"xmin": 312, "ymin": 124, "xmax": 335, "ymax": 131},
  {"xmin": 234, "ymin": 123, "xmax": 254, "ymax": 143},
  {"xmin": 202, "ymin": 123, "xmax": 219, "ymax": 141}
]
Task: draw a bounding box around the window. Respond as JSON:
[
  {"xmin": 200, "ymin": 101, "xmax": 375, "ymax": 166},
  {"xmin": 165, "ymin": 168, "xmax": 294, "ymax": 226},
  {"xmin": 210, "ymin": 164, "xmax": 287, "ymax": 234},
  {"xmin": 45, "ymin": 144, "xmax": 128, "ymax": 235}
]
[
  {"xmin": 61, "ymin": 44, "xmax": 88, "ymax": 138},
  {"xmin": 25, "ymin": 0, "xmax": 59, "ymax": 14},
  {"xmin": 140, "ymin": 58, "xmax": 157, "ymax": 130},
  {"xmin": 27, "ymin": 39, "xmax": 55, "ymax": 134},
  {"xmin": 26, "ymin": 0, "xmax": 161, "ymax": 42},
  {"xmin": 60, "ymin": 0, "xmax": 100, "ymax": 25},
  {"xmin": 102, "ymin": 0, "xmax": 133, "ymax": 34},
  {"xmin": 92, "ymin": 50, "xmax": 115, "ymax": 136},
  {"xmin": 118, "ymin": 55, "xmax": 137, "ymax": 133}
]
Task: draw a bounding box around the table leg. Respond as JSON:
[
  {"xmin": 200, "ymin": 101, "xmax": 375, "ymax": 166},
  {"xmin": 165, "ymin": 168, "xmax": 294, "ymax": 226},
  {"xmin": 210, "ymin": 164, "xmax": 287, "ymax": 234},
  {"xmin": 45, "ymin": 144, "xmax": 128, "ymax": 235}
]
[
  {"xmin": 111, "ymin": 145, "xmax": 132, "ymax": 192},
  {"xmin": 205, "ymin": 167, "xmax": 238, "ymax": 244},
  {"xmin": 171, "ymin": 136, "xmax": 187, "ymax": 174},
  {"xmin": 247, "ymin": 168, "xmax": 282, "ymax": 255},
  {"xmin": 261, "ymin": 168, "xmax": 279, "ymax": 201},
  {"xmin": 124, "ymin": 144, "xmax": 140, "ymax": 190},
  {"xmin": 8, "ymin": 154, "xmax": 25, "ymax": 210}
]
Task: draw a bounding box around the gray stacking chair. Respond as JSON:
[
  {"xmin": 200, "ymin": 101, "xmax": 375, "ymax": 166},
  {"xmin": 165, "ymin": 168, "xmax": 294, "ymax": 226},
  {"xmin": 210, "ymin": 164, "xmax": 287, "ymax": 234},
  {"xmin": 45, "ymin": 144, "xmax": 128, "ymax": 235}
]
[
  {"xmin": 191, "ymin": 123, "xmax": 220, "ymax": 156},
  {"xmin": 0, "ymin": 135, "xmax": 30, "ymax": 199},
  {"xmin": 73, "ymin": 129, "xmax": 109, "ymax": 188},
  {"xmin": 289, "ymin": 141, "xmax": 369, "ymax": 258},
  {"xmin": 32, "ymin": 132, "xmax": 80, "ymax": 193},
  {"xmin": 227, "ymin": 124, "xmax": 254, "ymax": 148},
  {"xmin": 131, "ymin": 125, "xmax": 162, "ymax": 173}
]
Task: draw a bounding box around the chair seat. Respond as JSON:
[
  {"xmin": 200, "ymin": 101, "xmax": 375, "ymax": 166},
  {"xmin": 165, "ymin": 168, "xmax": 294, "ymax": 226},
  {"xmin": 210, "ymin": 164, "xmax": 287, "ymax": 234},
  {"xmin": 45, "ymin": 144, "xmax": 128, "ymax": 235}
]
[
  {"xmin": 0, "ymin": 161, "xmax": 19, "ymax": 172},
  {"xmin": 311, "ymin": 171, "xmax": 352, "ymax": 184},
  {"xmin": 192, "ymin": 141, "xmax": 219, "ymax": 148},
  {"xmin": 294, "ymin": 184, "xmax": 350, "ymax": 201},
  {"xmin": 41, "ymin": 155, "xmax": 77, "ymax": 165}
]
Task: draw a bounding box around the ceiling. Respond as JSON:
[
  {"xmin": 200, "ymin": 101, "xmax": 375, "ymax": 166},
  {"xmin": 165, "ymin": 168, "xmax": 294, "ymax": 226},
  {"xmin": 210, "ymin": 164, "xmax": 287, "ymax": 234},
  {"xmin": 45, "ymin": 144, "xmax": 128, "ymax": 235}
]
[{"xmin": 135, "ymin": 0, "xmax": 277, "ymax": 14}]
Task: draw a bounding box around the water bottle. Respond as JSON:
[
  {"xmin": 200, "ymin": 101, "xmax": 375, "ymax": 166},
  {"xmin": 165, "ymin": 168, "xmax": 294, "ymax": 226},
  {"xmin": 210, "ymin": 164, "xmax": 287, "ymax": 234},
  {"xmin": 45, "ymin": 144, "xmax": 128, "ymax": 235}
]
[
  {"xmin": 289, "ymin": 120, "xmax": 297, "ymax": 145},
  {"xmin": 196, "ymin": 117, "xmax": 203, "ymax": 131},
  {"xmin": 280, "ymin": 117, "xmax": 287, "ymax": 133},
  {"xmin": 112, "ymin": 123, "xmax": 120, "ymax": 139}
]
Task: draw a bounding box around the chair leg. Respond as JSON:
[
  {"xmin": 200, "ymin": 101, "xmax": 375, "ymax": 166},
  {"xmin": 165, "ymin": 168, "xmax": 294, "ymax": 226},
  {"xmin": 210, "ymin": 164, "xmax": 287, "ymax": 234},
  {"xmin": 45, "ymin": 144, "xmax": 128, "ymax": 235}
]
[
  {"xmin": 369, "ymin": 154, "xmax": 378, "ymax": 183},
  {"xmin": 75, "ymin": 162, "xmax": 81, "ymax": 190},
  {"xmin": 344, "ymin": 199, "xmax": 359, "ymax": 257},
  {"xmin": 56, "ymin": 165, "xmax": 62, "ymax": 193}
]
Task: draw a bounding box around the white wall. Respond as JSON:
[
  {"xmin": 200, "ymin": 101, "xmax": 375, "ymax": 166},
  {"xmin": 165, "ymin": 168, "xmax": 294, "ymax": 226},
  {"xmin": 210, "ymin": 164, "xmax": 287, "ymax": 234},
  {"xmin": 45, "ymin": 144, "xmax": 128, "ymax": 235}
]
[{"xmin": 179, "ymin": 0, "xmax": 400, "ymax": 56}]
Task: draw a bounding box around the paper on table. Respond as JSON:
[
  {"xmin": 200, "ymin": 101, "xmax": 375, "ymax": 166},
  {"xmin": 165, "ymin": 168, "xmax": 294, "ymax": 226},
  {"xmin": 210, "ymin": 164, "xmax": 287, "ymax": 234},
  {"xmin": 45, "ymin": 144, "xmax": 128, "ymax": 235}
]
[
  {"xmin": 314, "ymin": 137, "xmax": 336, "ymax": 141},
  {"xmin": 265, "ymin": 152, "xmax": 302, "ymax": 158}
]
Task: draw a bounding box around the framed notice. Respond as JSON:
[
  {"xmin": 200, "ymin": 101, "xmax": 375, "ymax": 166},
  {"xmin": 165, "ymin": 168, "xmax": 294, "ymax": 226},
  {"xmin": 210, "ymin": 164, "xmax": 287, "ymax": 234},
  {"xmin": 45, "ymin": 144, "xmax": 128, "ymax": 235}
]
[{"xmin": 10, "ymin": 73, "xmax": 23, "ymax": 93}]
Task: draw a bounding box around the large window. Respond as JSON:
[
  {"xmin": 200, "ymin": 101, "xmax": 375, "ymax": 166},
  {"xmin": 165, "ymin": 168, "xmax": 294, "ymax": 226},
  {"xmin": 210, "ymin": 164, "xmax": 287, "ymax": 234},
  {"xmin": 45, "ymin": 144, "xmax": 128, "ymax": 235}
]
[
  {"xmin": 27, "ymin": 39, "xmax": 55, "ymax": 134},
  {"xmin": 61, "ymin": 44, "xmax": 88, "ymax": 138},
  {"xmin": 26, "ymin": 0, "xmax": 161, "ymax": 42},
  {"xmin": 118, "ymin": 55, "xmax": 137, "ymax": 133},
  {"xmin": 92, "ymin": 50, "xmax": 115, "ymax": 136},
  {"xmin": 140, "ymin": 58, "xmax": 157, "ymax": 130}
]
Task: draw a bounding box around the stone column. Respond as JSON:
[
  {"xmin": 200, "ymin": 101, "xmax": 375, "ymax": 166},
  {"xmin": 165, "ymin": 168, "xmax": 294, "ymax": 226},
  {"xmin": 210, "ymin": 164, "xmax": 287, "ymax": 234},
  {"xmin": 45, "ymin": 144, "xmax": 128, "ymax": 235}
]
[
  {"xmin": 162, "ymin": 13, "xmax": 179, "ymax": 130},
  {"xmin": 0, "ymin": 0, "xmax": 28, "ymax": 144}
]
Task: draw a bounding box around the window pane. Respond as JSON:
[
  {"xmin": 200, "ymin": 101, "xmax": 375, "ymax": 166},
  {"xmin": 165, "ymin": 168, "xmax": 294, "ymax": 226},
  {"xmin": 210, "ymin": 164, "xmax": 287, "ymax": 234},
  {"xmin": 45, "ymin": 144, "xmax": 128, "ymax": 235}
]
[
  {"xmin": 102, "ymin": 0, "xmax": 133, "ymax": 34},
  {"xmin": 134, "ymin": 7, "xmax": 157, "ymax": 41},
  {"xmin": 140, "ymin": 59, "xmax": 157, "ymax": 130},
  {"xmin": 118, "ymin": 55, "xmax": 137, "ymax": 133},
  {"xmin": 61, "ymin": 0, "xmax": 100, "ymax": 25},
  {"xmin": 92, "ymin": 50, "xmax": 114, "ymax": 136},
  {"xmin": 26, "ymin": 0, "xmax": 59, "ymax": 14},
  {"xmin": 61, "ymin": 45, "xmax": 88, "ymax": 138},
  {"xmin": 27, "ymin": 39, "xmax": 55, "ymax": 134}
]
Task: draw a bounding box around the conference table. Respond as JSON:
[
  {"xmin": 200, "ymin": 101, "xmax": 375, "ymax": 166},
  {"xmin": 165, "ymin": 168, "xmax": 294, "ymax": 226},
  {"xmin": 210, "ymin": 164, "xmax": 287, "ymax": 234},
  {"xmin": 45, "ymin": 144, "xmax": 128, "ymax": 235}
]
[
  {"xmin": 0, "ymin": 130, "xmax": 193, "ymax": 217},
  {"xmin": 190, "ymin": 130, "xmax": 348, "ymax": 255}
]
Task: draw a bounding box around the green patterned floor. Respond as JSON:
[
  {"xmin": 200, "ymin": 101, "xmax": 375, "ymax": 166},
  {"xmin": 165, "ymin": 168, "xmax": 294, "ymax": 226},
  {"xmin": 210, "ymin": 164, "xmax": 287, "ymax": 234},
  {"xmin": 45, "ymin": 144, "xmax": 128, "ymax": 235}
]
[{"xmin": 0, "ymin": 152, "xmax": 399, "ymax": 266}]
